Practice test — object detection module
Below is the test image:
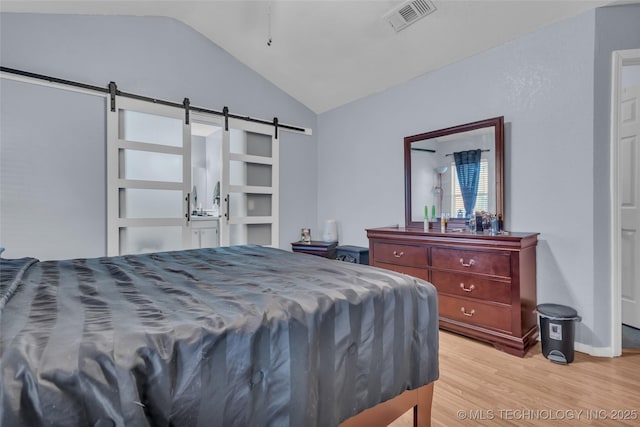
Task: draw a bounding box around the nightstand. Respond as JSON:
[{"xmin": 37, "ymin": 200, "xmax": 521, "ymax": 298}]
[
  {"xmin": 291, "ymin": 241, "xmax": 338, "ymax": 259},
  {"xmin": 336, "ymin": 245, "xmax": 369, "ymax": 265}
]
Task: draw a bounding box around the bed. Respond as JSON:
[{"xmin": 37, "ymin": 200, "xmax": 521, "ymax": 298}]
[{"xmin": 0, "ymin": 245, "xmax": 438, "ymax": 426}]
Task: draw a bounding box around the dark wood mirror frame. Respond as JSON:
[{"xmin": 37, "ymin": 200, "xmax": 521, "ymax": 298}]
[{"xmin": 404, "ymin": 116, "xmax": 504, "ymax": 229}]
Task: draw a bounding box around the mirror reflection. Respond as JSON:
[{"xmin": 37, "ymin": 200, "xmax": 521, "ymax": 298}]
[
  {"xmin": 191, "ymin": 122, "xmax": 222, "ymax": 217},
  {"xmin": 411, "ymin": 128, "xmax": 495, "ymax": 220},
  {"xmin": 404, "ymin": 117, "xmax": 504, "ymax": 228}
]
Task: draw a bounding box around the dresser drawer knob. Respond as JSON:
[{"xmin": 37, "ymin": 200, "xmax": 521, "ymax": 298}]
[
  {"xmin": 460, "ymin": 283, "xmax": 476, "ymax": 292},
  {"xmin": 460, "ymin": 307, "xmax": 476, "ymax": 317},
  {"xmin": 459, "ymin": 258, "xmax": 475, "ymax": 267},
  {"xmin": 392, "ymin": 250, "xmax": 404, "ymax": 258}
]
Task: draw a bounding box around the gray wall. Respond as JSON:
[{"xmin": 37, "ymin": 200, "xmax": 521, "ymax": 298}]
[
  {"xmin": 0, "ymin": 13, "xmax": 318, "ymax": 258},
  {"xmin": 1, "ymin": 81, "xmax": 107, "ymax": 260},
  {"xmin": 316, "ymin": 4, "xmax": 639, "ymax": 353},
  {"xmin": 592, "ymin": 4, "xmax": 640, "ymax": 349}
]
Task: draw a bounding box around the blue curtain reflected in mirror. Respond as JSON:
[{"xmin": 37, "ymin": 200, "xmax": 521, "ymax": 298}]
[{"xmin": 453, "ymin": 149, "xmax": 481, "ymax": 217}]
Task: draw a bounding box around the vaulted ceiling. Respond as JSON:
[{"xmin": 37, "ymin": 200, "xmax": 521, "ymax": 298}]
[{"xmin": 1, "ymin": 1, "xmax": 616, "ymax": 113}]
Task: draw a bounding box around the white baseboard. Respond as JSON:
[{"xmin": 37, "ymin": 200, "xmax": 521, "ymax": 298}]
[{"xmin": 574, "ymin": 342, "xmax": 619, "ymax": 358}]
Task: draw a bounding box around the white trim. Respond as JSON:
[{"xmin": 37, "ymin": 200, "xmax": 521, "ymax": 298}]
[
  {"xmin": 228, "ymin": 185, "xmax": 274, "ymax": 195},
  {"xmin": 116, "ymin": 179, "xmax": 183, "ymax": 191},
  {"xmin": 182, "ymin": 120, "xmax": 192, "ymax": 248},
  {"xmin": 272, "ymin": 132, "xmax": 280, "ymax": 248},
  {"xmin": 574, "ymin": 342, "xmax": 616, "ymax": 358},
  {"xmin": 106, "ymin": 95, "xmax": 119, "ymax": 256},
  {"xmin": 284, "ymin": 125, "xmax": 312, "ymax": 136},
  {"xmin": 0, "ymin": 72, "xmax": 108, "ymax": 99},
  {"xmin": 116, "ymin": 139, "xmax": 184, "ymax": 155},
  {"xmin": 229, "ymin": 152, "xmax": 274, "ymax": 165},
  {"xmin": 227, "ymin": 216, "xmax": 275, "ymax": 225},
  {"xmin": 610, "ymin": 48, "xmax": 640, "ymax": 358},
  {"xmin": 117, "ymin": 218, "xmax": 185, "ymax": 227}
]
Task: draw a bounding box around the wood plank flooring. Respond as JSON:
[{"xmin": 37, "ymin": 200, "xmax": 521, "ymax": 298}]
[{"xmin": 390, "ymin": 331, "xmax": 640, "ymax": 426}]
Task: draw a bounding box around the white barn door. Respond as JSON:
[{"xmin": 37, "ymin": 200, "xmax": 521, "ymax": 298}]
[
  {"xmin": 220, "ymin": 118, "xmax": 279, "ymax": 248},
  {"xmin": 106, "ymin": 97, "xmax": 191, "ymax": 256},
  {"xmin": 621, "ymin": 85, "xmax": 640, "ymax": 329}
]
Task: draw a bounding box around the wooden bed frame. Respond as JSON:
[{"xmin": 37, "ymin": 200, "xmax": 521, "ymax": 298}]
[{"xmin": 339, "ymin": 383, "xmax": 434, "ymax": 427}]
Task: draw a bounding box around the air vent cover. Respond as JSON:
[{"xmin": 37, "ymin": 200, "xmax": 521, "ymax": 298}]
[{"xmin": 384, "ymin": 0, "xmax": 436, "ymax": 33}]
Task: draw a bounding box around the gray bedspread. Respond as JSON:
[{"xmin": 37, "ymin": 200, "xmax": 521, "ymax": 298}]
[{"xmin": 0, "ymin": 245, "xmax": 438, "ymax": 427}]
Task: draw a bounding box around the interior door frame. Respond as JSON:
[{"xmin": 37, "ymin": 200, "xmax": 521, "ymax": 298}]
[{"xmin": 610, "ymin": 48, "xmax": 640, "ymax": 357}]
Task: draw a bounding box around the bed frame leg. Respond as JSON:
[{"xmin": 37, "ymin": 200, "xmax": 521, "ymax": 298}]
[
  {"xmin": 339, "ymin": 382, "xmax": 435, "ymax": 427},
  {"xmin": 414, "ymin": 382, "xmax": 434, "ymax": 427}
]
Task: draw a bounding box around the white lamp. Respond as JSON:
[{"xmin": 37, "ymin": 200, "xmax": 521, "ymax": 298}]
[
  {"xmin": 434, "ymin": 166, "xmax": 448, "ymax": 217},
  {"xmin": 322, "ymin": 219, "xmax": 338, "ymax": 242}
]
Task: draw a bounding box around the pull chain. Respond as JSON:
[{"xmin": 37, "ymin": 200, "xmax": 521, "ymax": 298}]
[{"xmin": 267, "ymin": 4, "xmax": 272, "ymax": 46}]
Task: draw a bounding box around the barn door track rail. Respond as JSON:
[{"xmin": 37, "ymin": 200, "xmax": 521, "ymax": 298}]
[{"xmin": 1, "ymin": 66, "xmax": 307, "ymax": 136}]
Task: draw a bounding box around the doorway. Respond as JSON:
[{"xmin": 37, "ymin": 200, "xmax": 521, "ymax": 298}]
[
  {"xmin": 190, "ymin": 121, "xmax": 223, "ymax": 249},
  {"xmin": 107, "ymin": 97, "xmax": 281, "ymax": 256},
  {"xmin": 611, "ymin": 49, "xmax": 640, "ymax": 355}
]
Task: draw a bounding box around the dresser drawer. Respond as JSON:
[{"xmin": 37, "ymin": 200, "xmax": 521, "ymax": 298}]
[
  {"xmin": 431, "ymin": 271, "xmax": 511, "ymax": 304},
  {"xmin": 373, "ymin": 242, "xmax": 427, "ymax": 268},
  {"xmin": 439, "ymin": 294, "xmax": 512, "ymax": 333},
  {"xmin": 432, "ymin": 247, "xmax": 511, "ymax": 277}
]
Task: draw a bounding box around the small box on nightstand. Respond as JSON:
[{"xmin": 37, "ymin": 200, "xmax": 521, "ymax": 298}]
[{"xmin": 336, "ymin": 245, "xmax": 369, "ymax": 265}]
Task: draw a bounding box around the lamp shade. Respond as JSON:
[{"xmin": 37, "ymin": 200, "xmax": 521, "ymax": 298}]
[
  {"xmin": 322, "ymin": 219, "xmax": 338, "ymax": 242},
  {"xmin": 435, "ymin": 166, "xmax": 448, "ymax": 174}
]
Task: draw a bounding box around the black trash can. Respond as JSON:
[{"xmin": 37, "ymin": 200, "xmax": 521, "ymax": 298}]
[{"xmin": 536, "ymin": 303, "xmax": 581, "ymax": 364}]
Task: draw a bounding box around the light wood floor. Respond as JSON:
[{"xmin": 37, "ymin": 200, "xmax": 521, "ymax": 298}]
[{"xmin": 391, "ymin": 331, "xmax": 640, "ymax": 426}]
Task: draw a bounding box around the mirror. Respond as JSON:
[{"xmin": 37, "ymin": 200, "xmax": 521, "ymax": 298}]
[{"xmin": 404, "ymin": 116, "xmax": 504, "ymax": 228}]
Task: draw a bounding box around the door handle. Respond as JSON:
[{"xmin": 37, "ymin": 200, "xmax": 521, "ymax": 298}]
[
  {"xmin": 185, "ymin": 193, "xmax": 191, "ymax": 223},
  {"xmin": 224, "ymin": 194, "xmax": 230, "ymax": 222}
]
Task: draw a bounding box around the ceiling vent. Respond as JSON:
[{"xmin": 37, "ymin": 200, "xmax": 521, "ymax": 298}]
[{"xmin": 384, "ymin": 0, "xmax": 436, "ymax": 33}]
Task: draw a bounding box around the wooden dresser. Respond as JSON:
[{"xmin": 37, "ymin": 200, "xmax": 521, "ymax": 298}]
[{"xmin": 367, "ymin": 227, "xmax": 539, "ymax": 356}]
